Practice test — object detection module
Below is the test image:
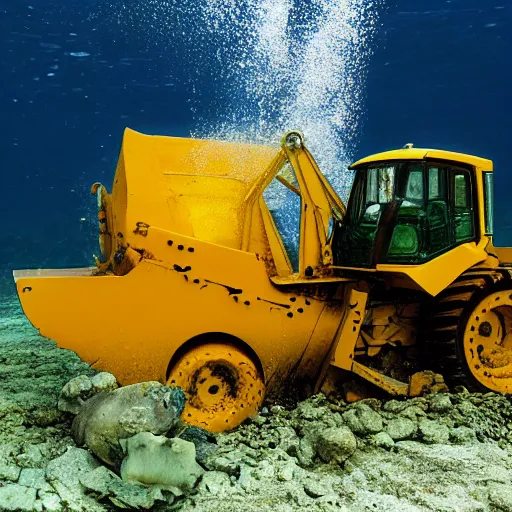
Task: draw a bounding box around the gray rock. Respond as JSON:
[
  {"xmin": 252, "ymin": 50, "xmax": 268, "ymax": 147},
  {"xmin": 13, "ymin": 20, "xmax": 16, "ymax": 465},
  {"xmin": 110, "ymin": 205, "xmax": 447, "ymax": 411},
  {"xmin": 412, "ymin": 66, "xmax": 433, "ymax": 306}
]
[
  {"xmin": 238, "ymin": 464, "xmax": 256, "ymax": 491},
  {"xmin": 429, "ymin": 394, "xmax": 452, "ymax": 413},
  {"xmin": 108, "ymin": 480, "xmax": 168, "ymax": 510},
  {"xmin": 277, "ymin": 462, "xmax": 295, "ymax": 482},
  {"xmin": 418, "ymin": 419, "xmax": 450, "ymax": 444},
  {"xmin": 79, "ymin": 465, "xmax": 121, "ymax": 495},
  {"xmin": 179, "ymin": 426, "xmax": 218, "ymax": 465},
  {"xmin": 79, "ymin": 465, "xmax": 168, "ymax": 509},
  {"xmin": 0, "ymin": 484, "xmax": 37, "ymax": 512},
  {"xmin": 15, "ymin": 444, "xmax": 44, "ymax": 468},
  {"xmin": 386, "ymin": 417, "xmax": 417, "ymax": 441},
  {"xmin": 252, "ymin": 415, "xmax": 267, "ymax": 425},
  {"xmin": 253, "ymin": 459, "xmax": 275, "ymax": 480},
  {"xmin": 61, "ymin": 375, "xmax": 92, "ymax": 399},
  {"xmin": 0, "ymin": 463, "xmax": 21, "ymax": 482},
  {"xmin": 58, "ymin": 375, "xmax": 93, "ymax": 414},
  {"xmin": 303, "ymin": 478, "xmax": 332, "ymax": 498},
  {"xmin": 298, "ymin": 435, "xmax": 317, "ymax": 467},
  {"xmin": 18, "ymin": 468, "xmax": 52, "ymax": 492},
  {"xmin": 199, "ymin": 471, "xmax": 232, "ymax": 495},
  {"xmin": 276, "ymin": 426, "xmax": 300, "ymax": 456},
  {"xmin": 398, "ymin": 406, "xmax": 427, "ymax": 421},
  {"xmin": 90, "ymin": 372, "xmax": 118, "ymax": 394},
  {"xmin": 371, "ymin": 432, "xmax": 395, "ymax": 449},
  {"xmin": 209, "ymin": 456, "xmax": 240, "ymax": 476},
  {"xmin": 39, "ymin": 492, "xmax": 62, "ymax": 512},
  {"xmin": 72, "ymin": 382, "xmax": 185, "ymax": 467},
  {"xmin": 120, "ymin": 432, "xmax": 204, "ymax": 494},
  {"xmin": 488, "ymin": 482, "xmax": 512, "ymax": 511},
  {"xmin": 450, "ymin": 426, "xmax": 478, "ymax": 445},
  {"xmin": 296, "ymin": 399, "xmax": 328, "ymax": 420},
  {"xmin": 382, "ymin": 400, "xmax": 408, "ymax": 413},
  {"xmin": 343, "ymin": 404, "xmax": 383, "ymax": 435},
  {"xmin": 317, "ymin": 426, "xmax": 357, "ymax": 464},
  {"xmin": 45, "ymin": 447, "xmax": 107, "ymax": 512}
]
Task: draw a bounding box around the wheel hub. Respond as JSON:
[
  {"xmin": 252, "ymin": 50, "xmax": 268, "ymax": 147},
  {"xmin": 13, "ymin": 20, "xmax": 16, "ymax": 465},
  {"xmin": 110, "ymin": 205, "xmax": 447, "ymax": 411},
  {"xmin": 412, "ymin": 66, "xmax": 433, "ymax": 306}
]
[
  {"xmin": 189, "ymin": 362, "xmax": 239, "ymax": 410},
  {"xmin": 478, "ymin": 321, "xmax": 493, "ymax": 337}
]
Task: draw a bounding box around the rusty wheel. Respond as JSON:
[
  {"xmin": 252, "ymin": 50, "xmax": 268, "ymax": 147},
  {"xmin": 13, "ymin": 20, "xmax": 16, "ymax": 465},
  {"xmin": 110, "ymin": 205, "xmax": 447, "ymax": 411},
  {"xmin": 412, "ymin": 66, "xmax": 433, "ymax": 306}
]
[
  {"xmin": 167, "ymin": 343, "xmax": 265, "ymax": 433},
  {"xmin": 461, "ymin": 289, "xmax": 512, "ymax": 392}
]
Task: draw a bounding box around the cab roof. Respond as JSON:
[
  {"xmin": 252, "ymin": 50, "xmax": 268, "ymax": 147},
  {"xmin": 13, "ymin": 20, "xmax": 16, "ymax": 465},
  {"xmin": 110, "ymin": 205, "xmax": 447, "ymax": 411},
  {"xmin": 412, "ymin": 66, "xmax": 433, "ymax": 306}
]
[{"xmin": 350, "ymin": 147, "xmax": 493, "ymax": 171}]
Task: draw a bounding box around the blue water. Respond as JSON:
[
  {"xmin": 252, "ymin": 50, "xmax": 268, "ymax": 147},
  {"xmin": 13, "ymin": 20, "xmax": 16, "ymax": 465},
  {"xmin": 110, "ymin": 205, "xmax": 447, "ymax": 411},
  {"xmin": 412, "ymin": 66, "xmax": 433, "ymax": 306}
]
[{"xmin": 1, "ymin": 0, "xmax": 511, "ymax": 295}]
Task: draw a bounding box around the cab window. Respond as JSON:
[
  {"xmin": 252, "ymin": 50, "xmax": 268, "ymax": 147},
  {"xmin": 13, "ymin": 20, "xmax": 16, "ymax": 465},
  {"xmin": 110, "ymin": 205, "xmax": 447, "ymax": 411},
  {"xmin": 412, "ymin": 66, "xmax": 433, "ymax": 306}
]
[{"xmin": 453, "ymin": 171, "xmax": 474, "ymax": 243}]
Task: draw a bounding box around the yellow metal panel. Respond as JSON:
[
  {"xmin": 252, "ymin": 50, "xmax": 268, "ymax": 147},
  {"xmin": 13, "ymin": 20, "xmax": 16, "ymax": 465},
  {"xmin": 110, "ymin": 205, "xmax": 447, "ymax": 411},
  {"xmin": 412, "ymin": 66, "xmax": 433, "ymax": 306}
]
[
  {"xmin": 115, "ymin": 128, "xmax": 281, "ymax": 251},
  {"xmin": 351, "ymin": 361, "xmax": 409, "ymax": 395},
  {"xmin": 14, "ymin": 227, "xmax": 340, "ymax": 395},
  {"xmin": 331, "ymin": 289, "xmax": 368, "ymax": 370},
  {"xmin": 495, "ymin": 246, "xmax": 512, "ymax": 265},
  {"xmin": 350, "ymin": 147, "xmax": 492, "ymax": 170},
  {"xmin": 258, "ymin": 197, "xmax": 293, "ymax": 277},
  {"xmin": 377, "ymin": 238, "xmax": 490, "ymax": 296}
]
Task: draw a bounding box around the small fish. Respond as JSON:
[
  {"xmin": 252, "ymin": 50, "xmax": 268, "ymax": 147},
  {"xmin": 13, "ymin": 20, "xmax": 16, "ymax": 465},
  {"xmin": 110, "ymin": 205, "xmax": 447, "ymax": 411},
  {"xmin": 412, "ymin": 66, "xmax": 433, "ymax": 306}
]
[
  {"xmin": 40, "ymin": 42, "xmax": 61, "ymax": 49},
  {"xmin": 67, "ymin": 52, "xmax": 90, "ymax": 57}
]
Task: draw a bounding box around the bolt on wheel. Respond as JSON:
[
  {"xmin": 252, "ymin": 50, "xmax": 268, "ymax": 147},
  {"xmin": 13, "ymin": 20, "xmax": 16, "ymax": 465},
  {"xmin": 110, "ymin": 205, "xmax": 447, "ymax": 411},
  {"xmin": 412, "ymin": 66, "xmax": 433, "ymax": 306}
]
[{"xmin": 167, "ymin": 343, "xmax": 265, "ymax": 432}]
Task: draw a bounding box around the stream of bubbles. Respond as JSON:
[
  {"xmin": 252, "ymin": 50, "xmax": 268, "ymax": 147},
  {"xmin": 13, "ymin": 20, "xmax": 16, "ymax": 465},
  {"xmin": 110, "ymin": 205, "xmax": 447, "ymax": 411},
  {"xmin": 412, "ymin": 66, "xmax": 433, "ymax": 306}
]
[{"xmin": 88, "ymin": 0, "xmax": 381, "ymax": 195}]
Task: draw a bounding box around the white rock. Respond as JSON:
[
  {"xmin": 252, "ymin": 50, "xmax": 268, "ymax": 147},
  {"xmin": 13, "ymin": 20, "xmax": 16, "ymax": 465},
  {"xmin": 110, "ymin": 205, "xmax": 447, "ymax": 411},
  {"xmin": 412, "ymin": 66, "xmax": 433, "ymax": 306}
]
[
  {"xmin": 120, "ymin": 432, "xmax": 203, "ymax": 494},
  {"xmin": 0, "ymin": 484, "xmax": 38, "ymax": 512},
  {"xmin": 90, "ymin": 372, "xmax": 118, "ymax": 393}
]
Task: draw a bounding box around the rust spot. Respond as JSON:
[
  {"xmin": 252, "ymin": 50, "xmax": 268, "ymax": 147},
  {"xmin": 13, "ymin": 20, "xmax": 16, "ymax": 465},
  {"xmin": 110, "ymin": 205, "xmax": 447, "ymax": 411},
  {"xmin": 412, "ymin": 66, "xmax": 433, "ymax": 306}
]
[
  {"xmin": 133, "ymin": 222, "xmax": 149, "ymax": 237},
  {"xmin": 173, "ymin": 264, "xmax": 192, "ymax": 273}
]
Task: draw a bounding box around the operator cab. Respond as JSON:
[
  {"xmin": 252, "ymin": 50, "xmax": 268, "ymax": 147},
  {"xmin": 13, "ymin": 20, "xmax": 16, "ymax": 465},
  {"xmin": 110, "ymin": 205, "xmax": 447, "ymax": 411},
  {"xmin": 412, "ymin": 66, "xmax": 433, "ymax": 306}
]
[{"xmin": 333, "ymin": 146, "xmax": 494, "ymax": 268}]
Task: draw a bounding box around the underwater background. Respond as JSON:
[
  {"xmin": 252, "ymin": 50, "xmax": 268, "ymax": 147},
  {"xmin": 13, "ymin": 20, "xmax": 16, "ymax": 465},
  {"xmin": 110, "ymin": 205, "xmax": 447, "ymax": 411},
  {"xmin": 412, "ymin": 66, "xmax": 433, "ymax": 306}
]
[{"xmin": 1, "ymin": 0, "xmax": 511, "ymax": 296}]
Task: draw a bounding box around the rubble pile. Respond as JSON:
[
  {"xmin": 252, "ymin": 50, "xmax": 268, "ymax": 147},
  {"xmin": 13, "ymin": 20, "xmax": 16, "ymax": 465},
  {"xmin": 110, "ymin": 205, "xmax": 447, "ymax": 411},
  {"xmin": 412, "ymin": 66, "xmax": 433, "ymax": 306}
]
[{"xmin": 2, "ymin": 296, "xmax": 512, "ymax": 512}]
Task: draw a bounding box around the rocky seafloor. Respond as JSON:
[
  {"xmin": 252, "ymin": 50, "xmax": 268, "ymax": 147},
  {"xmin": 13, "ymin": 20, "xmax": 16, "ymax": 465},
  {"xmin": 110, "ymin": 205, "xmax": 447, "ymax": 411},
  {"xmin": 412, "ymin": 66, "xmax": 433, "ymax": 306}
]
[{"xmin": 2, "ymin": 294, "xmax": 512, "ymax": 512}]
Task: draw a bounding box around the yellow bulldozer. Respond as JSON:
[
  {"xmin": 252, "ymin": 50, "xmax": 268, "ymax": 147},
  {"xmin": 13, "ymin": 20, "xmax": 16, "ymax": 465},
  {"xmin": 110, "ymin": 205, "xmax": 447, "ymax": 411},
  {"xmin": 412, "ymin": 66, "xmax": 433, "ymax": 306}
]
[{"xmin": 13, "ymin": 129, "xmax": 512, "ymax": 432}]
